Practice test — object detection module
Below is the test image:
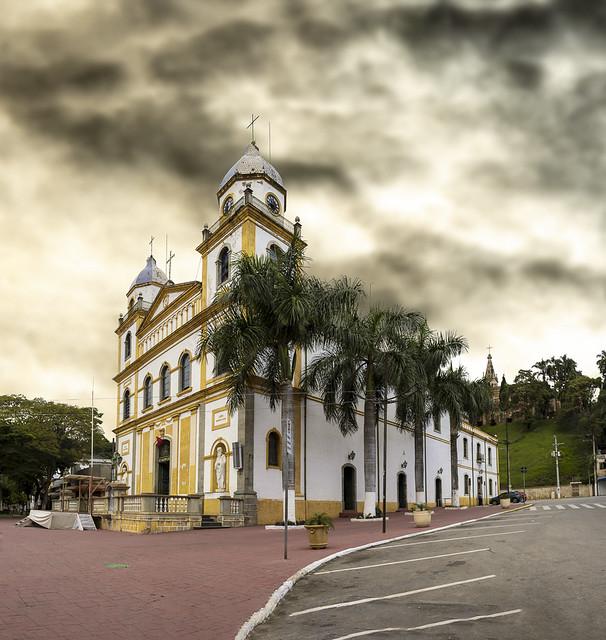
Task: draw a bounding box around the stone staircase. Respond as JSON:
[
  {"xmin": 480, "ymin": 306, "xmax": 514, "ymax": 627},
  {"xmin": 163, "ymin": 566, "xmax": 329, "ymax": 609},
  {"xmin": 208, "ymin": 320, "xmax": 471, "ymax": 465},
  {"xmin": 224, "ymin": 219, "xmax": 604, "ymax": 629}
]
[{"xmin": 194, "ymin": 515, "xmax": 223, "ymax": 530}]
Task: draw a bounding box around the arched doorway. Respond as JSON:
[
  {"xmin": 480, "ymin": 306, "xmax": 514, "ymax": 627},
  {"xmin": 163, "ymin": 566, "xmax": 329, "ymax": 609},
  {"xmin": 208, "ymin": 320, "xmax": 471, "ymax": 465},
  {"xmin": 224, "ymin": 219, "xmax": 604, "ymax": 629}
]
[
  {"xmin": 435, "ymin": 477, "xmax": 443, "ymax": 507},
  {"xmin": 477, "ymin": 476, "xmax": 483, "ymax": 506},
  {"xmin": 157, "ymin": 439, "xmax": 170, "ymax": 495},
  {"xmin": 397, "ymin": 472, "xmax": 407, "ymax": 510},
  {"xmin": 342, "ymin": 465, "xmax": 356, "ymax": 512}
]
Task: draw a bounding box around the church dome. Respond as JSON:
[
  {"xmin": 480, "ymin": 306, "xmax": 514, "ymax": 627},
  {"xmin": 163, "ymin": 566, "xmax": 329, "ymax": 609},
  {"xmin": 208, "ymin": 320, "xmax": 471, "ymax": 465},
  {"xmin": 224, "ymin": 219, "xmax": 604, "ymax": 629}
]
[
  {"xmin": 131, "ymin": 255, "xmax": 168, "ymax": 288},
  {"xmin": 219, "ymin": 142, "xmax": 284, "ymax": 190}
]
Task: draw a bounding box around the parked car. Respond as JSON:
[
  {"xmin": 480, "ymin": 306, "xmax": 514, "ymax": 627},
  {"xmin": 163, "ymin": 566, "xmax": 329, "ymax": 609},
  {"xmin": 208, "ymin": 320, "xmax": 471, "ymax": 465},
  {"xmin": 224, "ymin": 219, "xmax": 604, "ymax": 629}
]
[{"xmin": 489, "ymin": 491, "xmax": 526, "ymax": 505}]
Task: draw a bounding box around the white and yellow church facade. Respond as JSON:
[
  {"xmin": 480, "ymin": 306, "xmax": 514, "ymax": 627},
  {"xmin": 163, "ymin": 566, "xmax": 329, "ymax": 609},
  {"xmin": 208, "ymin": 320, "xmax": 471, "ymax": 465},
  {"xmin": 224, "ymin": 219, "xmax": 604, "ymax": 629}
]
[{"xmin": 108, "ymin": 142, "xmax": 500, "ymax": 533}]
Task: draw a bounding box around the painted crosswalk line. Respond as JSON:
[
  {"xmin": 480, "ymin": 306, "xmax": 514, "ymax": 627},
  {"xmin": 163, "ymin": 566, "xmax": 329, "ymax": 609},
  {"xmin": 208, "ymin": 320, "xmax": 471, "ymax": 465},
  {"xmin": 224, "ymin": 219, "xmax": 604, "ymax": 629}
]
[
  {"xmin": 569, "ymin": 504, "xmax": 581, "ymax": 509},
  {"xmin": 529, "ymin": 506, "xmax": 537, "ymax": 511},
  {"xmin": 542, "ymin": 506, "xmax": 551, "ymax": 510},
  {"xmin": 580, "ymin": 504, "xmax": 594, "ymax": 509},
  {"xmin": 595, "ymin": 503, "xmax": 606, "ymax": 508},
  {"xmin": 555, "ymin": 505, "xmax": 565, "ymax": 509}
]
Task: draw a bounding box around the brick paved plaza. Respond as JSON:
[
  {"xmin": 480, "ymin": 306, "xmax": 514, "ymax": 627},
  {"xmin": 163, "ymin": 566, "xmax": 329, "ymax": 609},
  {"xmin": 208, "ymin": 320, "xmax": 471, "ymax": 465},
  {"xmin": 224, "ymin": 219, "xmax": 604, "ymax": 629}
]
[{"xmin": 0, "ymin": 506, "xmax": 501, "ymax": 640}]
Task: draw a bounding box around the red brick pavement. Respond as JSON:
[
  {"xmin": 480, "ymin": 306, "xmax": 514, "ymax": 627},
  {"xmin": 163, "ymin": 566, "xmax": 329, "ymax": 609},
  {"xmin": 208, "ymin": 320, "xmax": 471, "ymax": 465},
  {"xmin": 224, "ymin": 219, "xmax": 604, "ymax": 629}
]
[{"xmin": 0, "ymin": 506, "xmax": 503, "ymax": 640}]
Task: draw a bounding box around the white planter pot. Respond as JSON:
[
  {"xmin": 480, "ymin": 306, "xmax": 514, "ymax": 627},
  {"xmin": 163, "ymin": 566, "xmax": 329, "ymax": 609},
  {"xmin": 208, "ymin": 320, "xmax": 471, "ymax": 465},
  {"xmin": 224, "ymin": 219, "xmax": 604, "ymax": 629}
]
[
  {"xmin": 501, "ymin": 498, "xmax": 511, "ymax": 509},
  {"xmin": 413, "ymin": 511, "xmax": 432, "ymax": 527}
]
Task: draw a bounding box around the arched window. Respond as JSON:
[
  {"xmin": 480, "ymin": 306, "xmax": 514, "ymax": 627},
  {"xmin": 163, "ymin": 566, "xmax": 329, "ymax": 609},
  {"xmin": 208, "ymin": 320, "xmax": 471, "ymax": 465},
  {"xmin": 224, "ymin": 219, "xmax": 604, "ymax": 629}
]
[
  {"xmin": 160, "ymin": 365, "xmax": 170, "ymax": 400},
  {"xmin": 463, "ymin": 437, "xmax": 469, "ymax": 458},
  {"xmin": 123, "ymin": 389, "xmax": 131, "ymax": 420},
  {"xmin": 476, "ymin": 442, "xmax": 482, "ymax": 462},
  {"xmin": 124, "ymin": 332, "xmax": 132, "ymax": 360},
  {"xmin": 215, "ymin": 352, "xmax": 229, "ymax": 377},
  {"xmin": 128, "ymin": 298, "xmax": 135, "ymax": 311},
  {"xmin": 267, "ymin": 243, "xmax": 280, "ymax": 262},
  {"xmin": 143, "ymin": 375, "xmax": 153, "ymax": 409},
  {"xmin": 218, "ymin": 247, "xmax": 230, "ymax": 285},
  {"xmin": 489, "ymin": 478, "xmax": 494, "ymax": 496},
  {"xmin": 464, "ymin": 474, "xmax": 470, "ymax": 495},
  {"xmin": 267, "ymin": 430, "xmax": 281, "ymax": 468},
  {"xmin": 488, "ymin": 447, "xmax": 492, "ymax": 466},
  {"xmin": 179, "ymin": 353, "xmax": 191, "ymax": 391}
]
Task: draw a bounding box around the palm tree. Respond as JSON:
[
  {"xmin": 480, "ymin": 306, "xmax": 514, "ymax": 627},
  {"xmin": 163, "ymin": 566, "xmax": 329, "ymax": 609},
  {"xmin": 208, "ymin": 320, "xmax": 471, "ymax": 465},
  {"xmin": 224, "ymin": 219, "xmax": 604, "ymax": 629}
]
[
  {"xmin": 305, "ymin": 306, "xmax": 424, "ymax": 516},
  {"xmin": 397, "ymin": 326, "xmax": 468, "ymax": 505},
  {"xmin": 198, "ymin": 237, "xmax": 360, "ymax": 522}
]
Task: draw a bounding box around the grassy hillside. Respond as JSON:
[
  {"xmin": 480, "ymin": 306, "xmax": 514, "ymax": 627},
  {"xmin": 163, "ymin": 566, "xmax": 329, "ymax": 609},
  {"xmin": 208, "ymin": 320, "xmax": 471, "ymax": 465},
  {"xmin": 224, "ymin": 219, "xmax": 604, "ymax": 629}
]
[{"xmin": 490, "ymin": 418, "xmax": 593, "ymax": 489}]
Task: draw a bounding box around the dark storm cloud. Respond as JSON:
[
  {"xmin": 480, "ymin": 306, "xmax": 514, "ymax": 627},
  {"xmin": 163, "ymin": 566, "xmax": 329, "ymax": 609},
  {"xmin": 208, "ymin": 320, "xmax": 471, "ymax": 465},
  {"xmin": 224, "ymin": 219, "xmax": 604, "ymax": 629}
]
[
  {"xmin": 0, "ymin": 59, "xmax": 126, "ymax": 100},
  {"xmin": 149, "ymin": 20, "xmax": 274, "ymax": 82}
]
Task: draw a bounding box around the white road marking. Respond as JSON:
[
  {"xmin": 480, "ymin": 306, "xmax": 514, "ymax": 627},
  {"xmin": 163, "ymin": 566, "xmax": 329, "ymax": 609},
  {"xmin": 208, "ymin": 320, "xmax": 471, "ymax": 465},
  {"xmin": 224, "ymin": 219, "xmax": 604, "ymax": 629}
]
[
  {"xmin": 542, "ymin": 505, "xmax": 551, "ymax": 510},
  {"xmin": 315, "ymin": 548, "xmax": 490, "ymax": 575},
  {"xmin": 289, "ymin": 575, "xmax": 496, "ymax": 617},
  {"xmin": 330, "ymin": 609, "xmax": 523, "ymax": 639},
  {"xmin": 374, "ymin": 530, "xmax": 527, "ymax": 550},
  {"xmin": 555, "ymin": 505, "xmax": 565, "ymax": 510},
  {"xmin": 580, "ymin": 504, "xmax": 594, "ymax": 509},
  {"xmin": 595, "ymin": 503, "xmax": 606, "ymax": 508},
  {"xmin": 529, "ymin": 506, "xmax": 537, "ymax": 511},
  {"xmin": 569, "ymin": 504, "xmax": 581, "ymax": 509}
]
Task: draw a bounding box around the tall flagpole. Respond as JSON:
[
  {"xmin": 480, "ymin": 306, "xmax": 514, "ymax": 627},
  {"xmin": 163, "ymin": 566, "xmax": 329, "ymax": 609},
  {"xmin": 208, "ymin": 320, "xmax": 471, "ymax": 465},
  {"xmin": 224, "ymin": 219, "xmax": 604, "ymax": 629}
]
[{"xmin": 89, "ymin": 378, "xmax": 94, "ymax": 514}]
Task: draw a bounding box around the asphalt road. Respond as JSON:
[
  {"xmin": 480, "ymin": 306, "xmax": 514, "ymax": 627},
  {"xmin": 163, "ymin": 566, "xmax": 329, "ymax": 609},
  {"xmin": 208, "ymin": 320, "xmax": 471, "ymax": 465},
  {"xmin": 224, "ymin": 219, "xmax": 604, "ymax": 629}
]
[{"xmin": 250, "ymin": 497, "xmax": 606, "ymax": 640}]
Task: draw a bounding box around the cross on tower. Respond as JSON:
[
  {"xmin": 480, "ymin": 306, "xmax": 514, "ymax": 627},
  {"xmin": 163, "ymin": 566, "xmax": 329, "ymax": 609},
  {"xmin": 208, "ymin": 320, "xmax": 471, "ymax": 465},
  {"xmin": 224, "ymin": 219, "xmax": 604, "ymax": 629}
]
[
  {"xmin": 246, "ymin": 113, "xmax": 260, "ymax": 143},
  {"xmin": 149, "ymin": 235, "xmax": 155, "ymax": 257},
  {"xmin": 166, "ymin": 250, "xmax": 175, "ymax": 281},
  {"xmin": 487, "ymin": 345, "xmax": 493, "ymax": 356}
]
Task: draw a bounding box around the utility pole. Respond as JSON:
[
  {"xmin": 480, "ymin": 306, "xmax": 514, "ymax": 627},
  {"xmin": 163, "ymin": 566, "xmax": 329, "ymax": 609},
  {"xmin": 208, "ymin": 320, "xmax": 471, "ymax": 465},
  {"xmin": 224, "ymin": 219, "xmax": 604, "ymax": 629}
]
[
  {"xmin": 552, "ymin": 435, "xmax": 561, "ymax": 499},
  {"xmin": 520, "ymin": 466, "xmax": 528, "ymax": 495},
  {"xmin": 592, "ymin": 432, "xmax": 598, "ymax": 497},
  {"xmin": 89, "ymin": 379, "xmax": 94, "ymax": 514}
]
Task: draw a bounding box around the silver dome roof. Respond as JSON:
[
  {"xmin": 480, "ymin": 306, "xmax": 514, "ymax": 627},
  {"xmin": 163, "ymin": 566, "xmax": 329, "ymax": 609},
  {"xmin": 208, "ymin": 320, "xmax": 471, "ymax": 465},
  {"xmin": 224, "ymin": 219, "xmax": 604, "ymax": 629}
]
[
  {"xmin": 131, "ymin": 255, "xmax": 168, "ymax": 288},
  {"xmin": 219, "ymin": 142, "xmax": 284, "ymax": 190}
]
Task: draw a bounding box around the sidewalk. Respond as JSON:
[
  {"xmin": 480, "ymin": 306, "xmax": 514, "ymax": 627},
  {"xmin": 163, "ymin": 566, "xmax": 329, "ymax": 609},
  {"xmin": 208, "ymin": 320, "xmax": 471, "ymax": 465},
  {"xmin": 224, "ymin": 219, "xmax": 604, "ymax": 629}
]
[{"xmin": 0, "ymin": 506, "xmax": 501, "ymax": 640}]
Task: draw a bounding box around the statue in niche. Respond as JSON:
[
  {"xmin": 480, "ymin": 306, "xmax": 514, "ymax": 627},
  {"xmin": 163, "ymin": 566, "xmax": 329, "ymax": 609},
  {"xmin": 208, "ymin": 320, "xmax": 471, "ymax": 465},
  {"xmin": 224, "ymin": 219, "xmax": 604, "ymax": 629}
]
[{"xmin": 214, "ymin": 446, "xmax": 227, "ymax": 492}]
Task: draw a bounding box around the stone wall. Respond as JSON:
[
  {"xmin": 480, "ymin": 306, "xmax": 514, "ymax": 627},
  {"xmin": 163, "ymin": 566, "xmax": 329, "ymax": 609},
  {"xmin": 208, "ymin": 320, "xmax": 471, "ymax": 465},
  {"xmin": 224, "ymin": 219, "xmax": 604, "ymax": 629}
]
[{"xmin": 524, "ymin": 484, "xmax": 592, "ymax": 500}]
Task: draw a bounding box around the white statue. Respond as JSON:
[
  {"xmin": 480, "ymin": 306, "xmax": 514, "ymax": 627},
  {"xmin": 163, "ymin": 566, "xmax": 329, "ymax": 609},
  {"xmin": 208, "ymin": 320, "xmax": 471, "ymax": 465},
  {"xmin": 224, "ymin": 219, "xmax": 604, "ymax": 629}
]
[{"xmin": 215, "ymin": 447, "xmax": 226, "ymax": 491}]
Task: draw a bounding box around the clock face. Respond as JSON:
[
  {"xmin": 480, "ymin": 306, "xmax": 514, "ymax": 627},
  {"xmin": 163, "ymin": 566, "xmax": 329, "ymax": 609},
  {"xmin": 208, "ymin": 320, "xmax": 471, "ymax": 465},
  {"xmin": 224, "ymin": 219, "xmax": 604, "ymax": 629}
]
[
  {"xmin": 266, "ymin": 193, "xmax": 280, "ymax": 214},
  {"xmin": 223, "ymin": 196, "xmax": 234, "ymax": 215}
]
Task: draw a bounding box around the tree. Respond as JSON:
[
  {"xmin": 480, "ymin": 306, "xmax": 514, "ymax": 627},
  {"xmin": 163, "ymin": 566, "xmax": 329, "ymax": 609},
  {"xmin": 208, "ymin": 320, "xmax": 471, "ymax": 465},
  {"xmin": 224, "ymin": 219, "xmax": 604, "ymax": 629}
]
[
  {"xmin": 596, "ymin": 350, "xmax": 606, "ymax": 388},
  {"xmin": 198, "ymin": 237, "xmax": 361, "ymax": 521},
  {"xmin": 396, "ymin": 326, "xmax": 467, "ymax": 504},
  {"xmin": 0, "ymin": 395, "xmax": 108, "ymax": 508},
  {"xmin": 306, "ymin": 306, "xmax": 424, "ymax": 516},
  {"xmin": 561, "ymin": 375, "xmax": 600, "ymax": 414}
]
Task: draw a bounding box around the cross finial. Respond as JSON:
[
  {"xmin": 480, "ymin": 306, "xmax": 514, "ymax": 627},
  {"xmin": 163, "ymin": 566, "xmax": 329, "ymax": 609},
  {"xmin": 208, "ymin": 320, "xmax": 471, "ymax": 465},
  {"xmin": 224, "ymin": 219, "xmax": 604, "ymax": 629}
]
[
  {"xmin": 149, "ymin": 235, "xmax": 155, "ymax": 257},
  {"xmin": 487, "ymin": 345, "xmax": 493, "ymax": 356},
  {"xmin": 166, "ymin": 250, "xmax": 175, "ymax": 281},
  {"xmin": 246, "ymin": 113, "xmax": 260, "ymax": 143}
]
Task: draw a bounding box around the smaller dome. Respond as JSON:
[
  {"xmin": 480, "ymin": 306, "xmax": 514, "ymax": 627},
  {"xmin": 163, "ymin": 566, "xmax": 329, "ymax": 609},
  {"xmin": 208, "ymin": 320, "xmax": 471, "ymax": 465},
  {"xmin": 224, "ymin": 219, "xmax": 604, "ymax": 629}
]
[
  {"xmin": 131, "ymin": 255, "xmax": 168, "ymax": 288},
  {"xmin": 219, "ymin": 142, "xmax": 284, "ymax": 190}
]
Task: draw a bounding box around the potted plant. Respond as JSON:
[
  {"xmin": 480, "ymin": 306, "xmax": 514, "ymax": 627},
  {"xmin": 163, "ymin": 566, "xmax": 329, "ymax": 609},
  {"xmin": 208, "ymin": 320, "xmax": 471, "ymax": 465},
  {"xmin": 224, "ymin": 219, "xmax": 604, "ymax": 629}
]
[
  {"xmin": 304, "ymin": 512, "xmax": 334, "ymax": 549},
  {"xmin": 412, "ymin": 503, "xmax": 432, "ymax": 527}
]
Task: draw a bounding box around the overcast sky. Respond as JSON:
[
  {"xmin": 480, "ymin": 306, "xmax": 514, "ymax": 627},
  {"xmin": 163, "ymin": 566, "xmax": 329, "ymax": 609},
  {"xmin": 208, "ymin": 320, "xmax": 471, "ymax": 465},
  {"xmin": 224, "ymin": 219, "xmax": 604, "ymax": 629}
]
[{"xmin": 2, "ymin": 0, "xmax": 606, "ymax": 437}]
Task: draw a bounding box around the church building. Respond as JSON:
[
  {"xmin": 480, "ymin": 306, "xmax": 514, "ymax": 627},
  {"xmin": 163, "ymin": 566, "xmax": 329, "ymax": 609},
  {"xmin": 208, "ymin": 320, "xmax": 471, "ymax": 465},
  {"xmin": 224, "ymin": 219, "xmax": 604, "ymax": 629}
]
[{"xmin": 110, "ymin": 142, "xmax": 500, "ymax": 533}]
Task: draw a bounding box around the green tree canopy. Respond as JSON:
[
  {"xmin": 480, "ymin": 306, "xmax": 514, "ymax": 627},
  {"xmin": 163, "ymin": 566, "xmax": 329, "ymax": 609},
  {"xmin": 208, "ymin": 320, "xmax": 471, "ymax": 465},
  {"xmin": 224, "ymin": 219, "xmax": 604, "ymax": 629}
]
[{"xmin": 0, "ymin": 395, "xmax": 109, "ymax": 508}]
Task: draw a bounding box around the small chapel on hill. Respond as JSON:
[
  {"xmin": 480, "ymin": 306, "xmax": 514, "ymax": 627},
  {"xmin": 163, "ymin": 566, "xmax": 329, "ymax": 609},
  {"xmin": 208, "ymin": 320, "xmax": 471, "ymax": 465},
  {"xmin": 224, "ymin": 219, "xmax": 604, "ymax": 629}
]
[{"xmin": 108, "ymin": 141, "xmax": 500, "ymax": 533}]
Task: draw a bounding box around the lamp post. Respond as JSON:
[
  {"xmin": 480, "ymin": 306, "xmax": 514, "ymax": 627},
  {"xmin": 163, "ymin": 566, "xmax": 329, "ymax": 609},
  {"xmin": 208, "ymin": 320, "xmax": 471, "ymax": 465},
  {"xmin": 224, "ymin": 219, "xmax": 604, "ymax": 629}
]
[
  {"xmin": 520, "ymin": 466, "xmax": 528, "ymax": 496},
  {"xmin": 505, "ymin": 417, "xmax": 512, "ymax": 492}
]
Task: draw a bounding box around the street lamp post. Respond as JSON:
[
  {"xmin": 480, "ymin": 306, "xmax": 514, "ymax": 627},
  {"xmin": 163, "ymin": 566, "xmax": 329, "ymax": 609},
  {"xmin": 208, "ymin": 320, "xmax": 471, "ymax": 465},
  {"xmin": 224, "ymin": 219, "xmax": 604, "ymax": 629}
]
[
  {"xmin": 505, "ymin": 417, "xmax": 512, "ymax": 492},
  {"xmin": 520, "ymin": 466, "xmax": 528, "ymax": 496}
]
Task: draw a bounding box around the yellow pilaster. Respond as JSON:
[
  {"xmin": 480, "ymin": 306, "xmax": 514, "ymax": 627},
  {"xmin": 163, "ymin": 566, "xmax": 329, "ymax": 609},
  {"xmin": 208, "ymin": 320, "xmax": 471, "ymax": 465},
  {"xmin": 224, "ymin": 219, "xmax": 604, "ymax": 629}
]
[
  {"xmin": 242, "ymin": 219, "xmax": 256, "ymax": 255},
  {"xmin": 179, "ymin": 417, "xmax": 191, "ymax": 494}
]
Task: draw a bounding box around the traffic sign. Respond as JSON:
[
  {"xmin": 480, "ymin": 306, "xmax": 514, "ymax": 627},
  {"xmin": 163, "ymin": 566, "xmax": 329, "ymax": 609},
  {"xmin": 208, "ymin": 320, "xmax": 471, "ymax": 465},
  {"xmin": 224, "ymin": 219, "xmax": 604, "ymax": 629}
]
[{"xmin": 520, "ymin": 466, "xmax": 528, "ymax": 473}]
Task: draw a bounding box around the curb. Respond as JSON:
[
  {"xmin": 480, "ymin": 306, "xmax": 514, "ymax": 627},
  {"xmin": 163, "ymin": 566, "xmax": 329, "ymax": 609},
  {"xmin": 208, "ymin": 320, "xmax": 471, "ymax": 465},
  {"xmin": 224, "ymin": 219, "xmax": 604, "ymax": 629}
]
[{"xmin": 235, "ymin": 503, "xmax": 532, "ymax": 639}]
